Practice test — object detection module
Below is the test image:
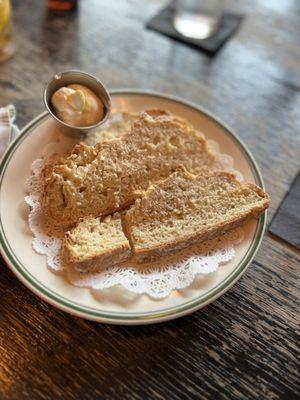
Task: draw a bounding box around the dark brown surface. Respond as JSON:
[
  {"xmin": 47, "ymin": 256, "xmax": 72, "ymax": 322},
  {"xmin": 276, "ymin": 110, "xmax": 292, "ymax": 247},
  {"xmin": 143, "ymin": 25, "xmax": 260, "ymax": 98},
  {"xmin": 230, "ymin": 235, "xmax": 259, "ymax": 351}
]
[
  {"xmin": 0, "ymin": 1, "xmax": 299, "ymax": 399},
  {"xmin": 270, "ymin": 172, "xmax": 300, "ymax": 249}
]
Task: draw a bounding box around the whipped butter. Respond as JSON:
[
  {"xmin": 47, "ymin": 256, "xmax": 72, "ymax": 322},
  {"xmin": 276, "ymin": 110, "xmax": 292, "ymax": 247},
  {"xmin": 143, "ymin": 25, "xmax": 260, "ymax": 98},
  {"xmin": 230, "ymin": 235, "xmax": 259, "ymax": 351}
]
[{"xmin": 51, "ymin": 84, "xmax": 104, "ymax": 127}]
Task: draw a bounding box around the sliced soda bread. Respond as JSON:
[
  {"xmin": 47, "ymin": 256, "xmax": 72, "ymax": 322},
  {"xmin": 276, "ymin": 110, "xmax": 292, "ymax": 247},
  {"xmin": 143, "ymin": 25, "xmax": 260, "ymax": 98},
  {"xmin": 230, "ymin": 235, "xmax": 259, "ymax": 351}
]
[
  {"xmin": 64, "ymin": 213, "xmax": 131, "ymax": 271},
  {"xmin": 124, "ymin": 169, "xmax": 270, "ymax": 262},
  {"xmin": 63, "ymin": 169, "xmax": 269, "ymax": 269},
  {"xmin": 42, "ymin": 110, "xmax": 174, "ymax": 177},
  {"xmin": 43, "ymin": 111, "xmax": 214, "ymax": 230},
  {"xmin": 85, "ymin": 109, "xmax": 182, "ymax": 145}
]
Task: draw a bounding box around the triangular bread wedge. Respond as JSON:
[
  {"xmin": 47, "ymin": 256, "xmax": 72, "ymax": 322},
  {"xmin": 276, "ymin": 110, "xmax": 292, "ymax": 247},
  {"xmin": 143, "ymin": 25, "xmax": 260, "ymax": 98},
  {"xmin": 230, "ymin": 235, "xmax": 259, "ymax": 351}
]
[
  {"xmin": 42, "ymin": 111, "xmax": 214, "ymax": 230},
  {"xmin": 124, "ymin": 169, "xmax": 270, "ymax": 262}
]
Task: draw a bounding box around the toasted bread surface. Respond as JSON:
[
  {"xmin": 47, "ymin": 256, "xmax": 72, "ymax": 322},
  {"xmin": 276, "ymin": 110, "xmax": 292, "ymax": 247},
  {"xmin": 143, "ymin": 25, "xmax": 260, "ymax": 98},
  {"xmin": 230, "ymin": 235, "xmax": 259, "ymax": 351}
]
[
  {"xmin": 124, "ymin": 170, "xmax": 270, "ymax": 262},
  {"xmin": 63, "ymin": 169, "xmax": 269, "ymax": 269},
  {"xmin": 64, "ymin": 213, "xmax": 131, "ymax": 270},
  {"xmin": 43, "ymin": 111, "xmax": 214, "ymax": 230}
]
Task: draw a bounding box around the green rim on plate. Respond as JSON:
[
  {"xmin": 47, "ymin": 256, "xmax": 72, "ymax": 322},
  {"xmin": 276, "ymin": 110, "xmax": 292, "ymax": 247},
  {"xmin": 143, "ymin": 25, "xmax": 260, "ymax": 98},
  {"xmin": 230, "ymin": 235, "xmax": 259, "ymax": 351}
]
[{"xmin": 0, "ymin": 90, "xmax": 267, "ymax": 324}]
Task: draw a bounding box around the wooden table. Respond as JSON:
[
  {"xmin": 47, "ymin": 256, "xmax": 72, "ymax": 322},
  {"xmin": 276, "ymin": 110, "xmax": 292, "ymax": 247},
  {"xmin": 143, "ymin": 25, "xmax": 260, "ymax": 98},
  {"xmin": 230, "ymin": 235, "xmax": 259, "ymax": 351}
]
[{"xmin": 1, "ymin": 1, "xmax": 299, "ymax": 398}]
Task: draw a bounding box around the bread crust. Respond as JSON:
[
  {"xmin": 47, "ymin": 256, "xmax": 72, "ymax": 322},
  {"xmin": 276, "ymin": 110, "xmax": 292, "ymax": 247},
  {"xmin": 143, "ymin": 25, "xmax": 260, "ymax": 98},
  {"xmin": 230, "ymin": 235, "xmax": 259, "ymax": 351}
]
[{"xmin": 64, "ymin": 242, "xmax": 131, "ymax": 272}]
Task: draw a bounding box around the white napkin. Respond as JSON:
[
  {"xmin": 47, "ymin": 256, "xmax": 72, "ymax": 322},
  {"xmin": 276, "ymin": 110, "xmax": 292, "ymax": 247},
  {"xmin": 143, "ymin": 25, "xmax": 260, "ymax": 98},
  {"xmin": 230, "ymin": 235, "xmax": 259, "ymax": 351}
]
[{"xmin": 0, "ymin": 105, "xmax": 20, "ymax": 158}]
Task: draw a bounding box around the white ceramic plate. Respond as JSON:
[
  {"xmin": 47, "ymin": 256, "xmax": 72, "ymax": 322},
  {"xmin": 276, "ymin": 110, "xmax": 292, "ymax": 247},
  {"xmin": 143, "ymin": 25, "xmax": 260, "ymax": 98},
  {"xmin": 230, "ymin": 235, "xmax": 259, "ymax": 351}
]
[{"xmin": 0, "ymin": 90, "xmax": 266, "ymax": 325}]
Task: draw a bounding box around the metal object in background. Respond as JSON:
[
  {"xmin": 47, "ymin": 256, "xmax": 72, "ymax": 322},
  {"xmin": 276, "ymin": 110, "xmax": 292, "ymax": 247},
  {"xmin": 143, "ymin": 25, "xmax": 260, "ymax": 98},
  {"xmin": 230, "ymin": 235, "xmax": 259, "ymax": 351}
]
[{"xmin": 43, "ymin": 70, "xmax": 111, "ymax": 137}]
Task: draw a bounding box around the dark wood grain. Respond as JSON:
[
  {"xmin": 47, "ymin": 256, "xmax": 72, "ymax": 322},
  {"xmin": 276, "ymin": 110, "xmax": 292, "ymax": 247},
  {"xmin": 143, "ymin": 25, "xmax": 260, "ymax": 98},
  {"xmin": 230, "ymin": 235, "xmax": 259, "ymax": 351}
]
[{"xmin": 0, "ymin": 1, "xmax": 299, "ymax": 399}]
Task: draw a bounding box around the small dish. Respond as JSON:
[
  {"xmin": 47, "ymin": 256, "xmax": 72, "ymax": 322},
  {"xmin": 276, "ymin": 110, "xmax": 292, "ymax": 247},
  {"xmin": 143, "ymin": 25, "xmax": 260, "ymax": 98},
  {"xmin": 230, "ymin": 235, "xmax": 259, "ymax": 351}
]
[{"xmin": 43, "ymin": 70, "xmax": 111, "ymax": 136}]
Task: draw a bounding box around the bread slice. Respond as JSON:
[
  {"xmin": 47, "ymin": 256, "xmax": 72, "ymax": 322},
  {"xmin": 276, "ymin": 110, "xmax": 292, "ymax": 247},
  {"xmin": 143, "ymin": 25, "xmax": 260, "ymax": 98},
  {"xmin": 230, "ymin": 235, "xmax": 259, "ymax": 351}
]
[
  {"xmin": 84, "ymin": 111, "xmax": 139, "ymax": 145},
  {"xmin": 64, "ymin": 213, "xmax": 131, "ymax": 271},
  {"xmin": 124, "ymin": 170, "xmax": 270, "ymax": 262},
  {"xmin": 63, "ymin": 169, "xmax": 269, "ymax": 269},
  {"xmin": 43, "ymin": 111, "xmax": 214, "ymax": 230},
  {"xmin": 84, "ymin": 109, "xmax": 177, "ymax": 145},
  {"xmin": 42, "ymin": 110, "xmax": 178, "ymax": 175}
]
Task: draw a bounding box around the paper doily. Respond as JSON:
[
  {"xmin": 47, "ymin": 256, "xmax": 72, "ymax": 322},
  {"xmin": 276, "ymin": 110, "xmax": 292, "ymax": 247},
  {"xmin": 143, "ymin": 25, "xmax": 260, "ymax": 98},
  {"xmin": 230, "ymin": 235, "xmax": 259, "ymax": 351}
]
[{"xmin": 25, "ymin": 116, "xmax": 244, "ymax": 299}]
